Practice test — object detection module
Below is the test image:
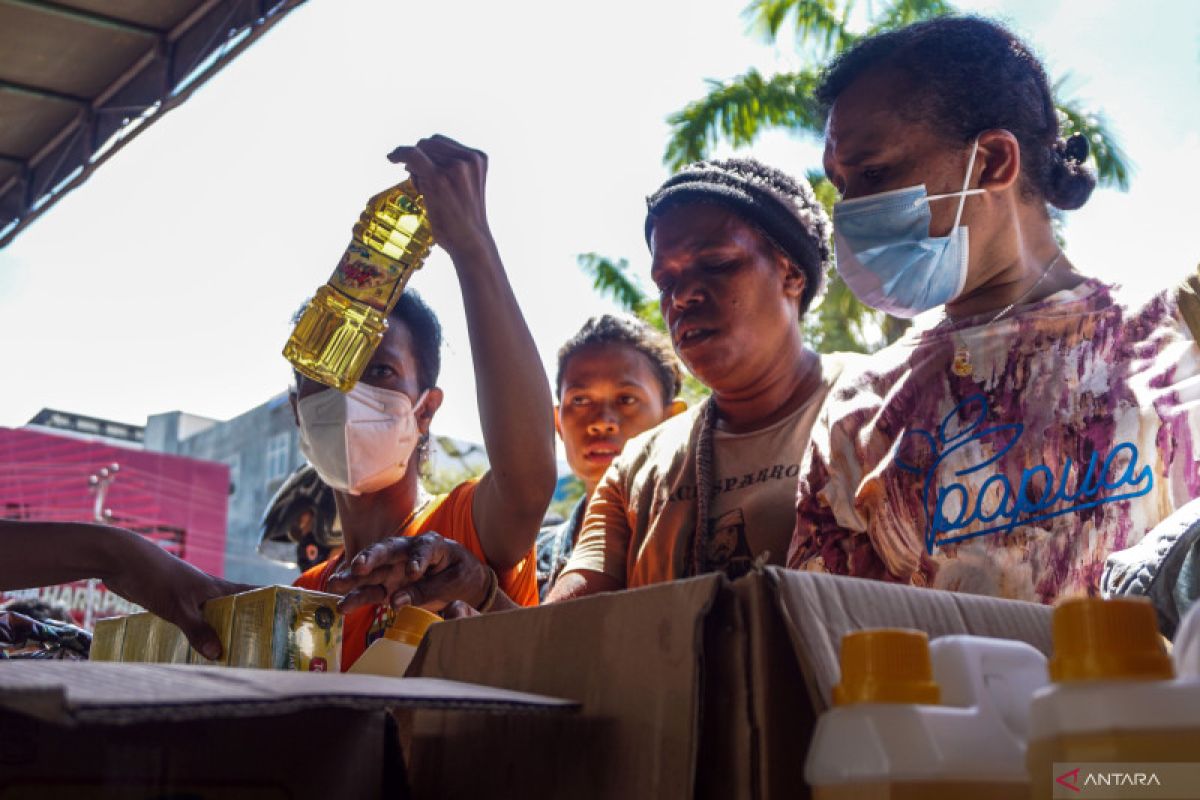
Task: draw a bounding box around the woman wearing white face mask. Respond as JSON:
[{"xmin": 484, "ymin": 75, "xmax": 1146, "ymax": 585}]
[
  {"xmin": 787, "ymin": 18, "xmax": 1200, "ymax": 608},
  {"xmin": 292, "ymin": 135, "xmax": 557, "ymax": 671}
]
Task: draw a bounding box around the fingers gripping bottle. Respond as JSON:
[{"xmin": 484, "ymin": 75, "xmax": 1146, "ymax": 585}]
[
  {"xmin": 805, "ymin": 628, "xmax": 1048, "ymax": 799},
  {"xmin": 285, "ymin": 181, "xmax": 435, "ymax": 391},
  {"xmin": 1027, "ymin": 598, "xmax": 1200, "ymax": 800}
]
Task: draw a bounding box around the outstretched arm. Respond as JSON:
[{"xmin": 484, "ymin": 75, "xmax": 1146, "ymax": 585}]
[
  {"xmin": 545, "ymin": 569, "xmax": 621, "ymax": 602},
  {"xmin": 389, "ymin": 135, "xmax": 556, "ymax": 570},
  {"xmin": 0, "ymin": 520, "xmax": 250, "ymax": 659}
]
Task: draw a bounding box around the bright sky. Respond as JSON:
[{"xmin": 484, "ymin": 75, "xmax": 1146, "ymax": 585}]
[{"xmin": 0, "ymin": 0, "xmax": 1196, "ymax": 447}]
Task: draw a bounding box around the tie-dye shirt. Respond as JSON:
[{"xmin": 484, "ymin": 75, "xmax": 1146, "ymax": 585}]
[{"xmin": 788, "ymin": 274, "xmax": 1200, "ymax": 604}]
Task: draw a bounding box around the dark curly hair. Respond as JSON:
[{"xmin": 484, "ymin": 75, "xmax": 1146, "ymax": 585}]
[
  {"xmin": 815, "ymin": 16, "xmax": 1096, "ymax": 211},
  {"xmin": 388, "ymin": 290, "xmax": 442, "ymax": 390},
  {"xmin": 645, "ymin": 158, "xmax": 832, "ymax": 315},
  {"xmin": 556, "ymin": 315, "xmax": 683, "ymax": 406}
]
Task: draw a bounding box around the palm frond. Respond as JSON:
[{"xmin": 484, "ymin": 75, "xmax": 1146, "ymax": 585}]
[
  {"xmin": 743, "ymin": 0, "xmax": 850, "ymax": 54},
  {"xmin": 863, "ymin": 0, "xmax": 954, "ymax": 36},
  {"xmin": 806, "ymin": 169, "xmax": 839, "ymax": 209},
  {"xmin": 1053, "ymin": 90, "xmax": 1132, "ymax": 191},
  {"xmin": 664, "ymin": 68, "xmax": 824, "ymax": 170},
  {"xmin": 576, "ymin": 252, "xmax": 648, "ymax": 312}
]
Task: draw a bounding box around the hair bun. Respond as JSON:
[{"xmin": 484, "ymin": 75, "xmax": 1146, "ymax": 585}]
[
  {"xmin": 1046, "ymin": 133, "xmax": 1097, "ymax": 211},
  {"xmin": 1062, "ymin": 133, "xmax": 1089, "ymax": 164}
]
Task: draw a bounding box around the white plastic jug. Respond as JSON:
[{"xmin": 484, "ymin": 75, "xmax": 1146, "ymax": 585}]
[
  {"xmin": 805, "ymin": 628, "xmax": 1048, "ymax": 799},
  {"xmin": 1027, "ymin": 597, "xmax": 1200, "ymax": 800},
  {"xmin": 347, "ymin": 604, "xmax": 440, "ymax": 678}
]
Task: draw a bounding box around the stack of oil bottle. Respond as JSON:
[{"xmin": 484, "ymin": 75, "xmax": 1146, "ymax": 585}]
[{"xmin": 806, "ymin": 597, "xmax": 1200, "ymax": 799}]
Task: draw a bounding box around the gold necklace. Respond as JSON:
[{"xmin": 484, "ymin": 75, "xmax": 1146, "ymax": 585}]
[{"xmin": 951, "ymin": 250, "xmax": 1064, "ymax": 378}]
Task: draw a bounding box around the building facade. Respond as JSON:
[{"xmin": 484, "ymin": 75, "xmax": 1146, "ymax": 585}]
[
  {"xmin": 0, "ymin": 418, "xmax": 229, "ymax": 623},
  {"xmin": 146, "ymin": 393, "xmax": 303, "ymax": 585},
  {"xmin": 13, "ymin": 396, "xmax": 515, "ymax": 594}
]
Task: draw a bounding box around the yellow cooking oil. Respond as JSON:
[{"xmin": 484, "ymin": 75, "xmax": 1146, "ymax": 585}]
[
  {"xmin": 1028, "ymin": 597, "xmax": 1200, "ymax": 800},
  {"xmin": 226, "ymin": 586, "xmax": 343, "ymax": 672},
  {"xmin": 284, "ymin": 180, "xmax": 435, "ymax": 391},
  {"xmin": 151, "ymin": 616, "xmax": 191, "ymax": 664},
  {"xmin": 118, "ymin": 612, "xmax": 159, "ymax": 663},
  {"xmin": 89, "ymin": 616, "xmax": 126, "ymax": 662},
  {"xmin": 188, "ymin": 593, "xmax": 237, "ymax": 666}
]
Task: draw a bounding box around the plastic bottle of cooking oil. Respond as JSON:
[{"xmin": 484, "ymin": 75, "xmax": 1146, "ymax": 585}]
[
  {"xmin": 284, "ymin": 180, "xmax": 435, "ymax": 391},
  {"xmin": 805, "ymin": 628, "xmax": 1047, "ymax": 799},
  {"xmin": 347, "ymin": 604, "xmax": 441, "ymax": 678},
  {"xmin": 1027, "ymin": 597, "xmax": 1200, "ymax": 800}
]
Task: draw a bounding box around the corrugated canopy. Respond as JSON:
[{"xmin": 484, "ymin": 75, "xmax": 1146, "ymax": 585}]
[{"xmin": 0, "ymin": 0, "xmax": 306, "ymax": 247}]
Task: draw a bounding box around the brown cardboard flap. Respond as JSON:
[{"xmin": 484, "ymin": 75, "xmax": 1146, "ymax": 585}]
[
  {"xmin": 766, "ymin": 567, "xmax": 1053, "ymax": 713},
  {"xmin": 727, "ymin": 571, "xmax": 818, "ymax": 800},
  {"xmin": 0, "ymin": 661, "xmax": 576, "ymax": 726},
  {"xmin": 410, "ymin": 573, "xmax": 724, "ymax": 798}
]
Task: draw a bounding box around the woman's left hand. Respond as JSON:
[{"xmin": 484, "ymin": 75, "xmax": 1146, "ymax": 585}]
[
  {"xmin": 327, "ymin": 531, "xmax": 492, "ymax": 614},
  {"xmin": 387, "ymin": 135, "xmax": 492, "ymax": 262}
]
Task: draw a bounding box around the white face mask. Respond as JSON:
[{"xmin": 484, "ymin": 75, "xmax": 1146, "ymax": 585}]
[{"xmin": 297, "ymin": 382, "xmax": 425, "ymax": 495}]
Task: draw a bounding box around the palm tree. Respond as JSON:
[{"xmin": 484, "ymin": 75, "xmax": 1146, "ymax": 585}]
[{"xmin": 658, "ymin": 0, "xmax": 1131, "ymax": 353}]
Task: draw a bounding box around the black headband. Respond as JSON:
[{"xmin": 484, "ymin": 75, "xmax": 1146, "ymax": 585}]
[{"xmin": 644, "ymin": 160, "xmax": 828, "ymax": 312}]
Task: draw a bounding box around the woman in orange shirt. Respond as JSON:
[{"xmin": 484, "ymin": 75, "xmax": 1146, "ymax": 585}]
[{"xmin": 293, "ymin": 135, "xmax": 556, "ymax": 669}]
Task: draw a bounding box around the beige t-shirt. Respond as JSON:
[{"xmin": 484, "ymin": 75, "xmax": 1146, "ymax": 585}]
[{"xmin": 565, "ymin": 355, "xmax": 842, "ymax": 589}]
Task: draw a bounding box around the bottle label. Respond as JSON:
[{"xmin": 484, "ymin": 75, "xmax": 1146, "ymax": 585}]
[{"xmin": 329, "ymin": 240, "xmax": 411, "ymax": 311}]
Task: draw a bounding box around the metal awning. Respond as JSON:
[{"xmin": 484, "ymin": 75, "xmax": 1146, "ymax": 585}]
[{"xmin": 0, "ymin": 0, "xmax": 307, "ymax": 248}]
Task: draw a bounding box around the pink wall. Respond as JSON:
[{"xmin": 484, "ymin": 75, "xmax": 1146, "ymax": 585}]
[{"xmin": 0, "ymin": 427, "xmax": 229, "ymax": 576}]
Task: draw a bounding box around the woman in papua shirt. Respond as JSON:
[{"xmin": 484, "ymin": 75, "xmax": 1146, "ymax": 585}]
[{"xmin": 788, "ymin": 16, "xmax": 1200, "ymax": 605}]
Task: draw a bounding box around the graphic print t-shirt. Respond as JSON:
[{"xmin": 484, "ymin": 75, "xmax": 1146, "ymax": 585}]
[
  {"xmin": 566, "ymin": 355, "xmax": 841, "ymax": 588},
  {"xmin": 788, "ymin": 276, "xmax": 1200, "ymax": 604}
]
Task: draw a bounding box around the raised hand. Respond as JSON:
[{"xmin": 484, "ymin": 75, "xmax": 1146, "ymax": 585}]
[{"xmin": 387, "ymin": 134, "xmax": 492, "ymax": 263}]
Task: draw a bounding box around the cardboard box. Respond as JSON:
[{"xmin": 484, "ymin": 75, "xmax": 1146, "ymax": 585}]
[
  {"xmin": 227, "ymin": 586, "xmax": 342, "ymax": 671},
  {"xmin": 0, "ymin": 661, "xmax": 576, "ymax": 799},
  {"xmin": 408, "ymin": 566, "xmax": 1054, "ymax": 799},
  {"xmin": 88, "ymin": 616, "xmax": 125, "ymax": 662}
]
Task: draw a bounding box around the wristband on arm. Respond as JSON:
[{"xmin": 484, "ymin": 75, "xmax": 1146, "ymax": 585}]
[{"xmin": 475, "ymin": 566, "xmax": 499, "ymax": 613}]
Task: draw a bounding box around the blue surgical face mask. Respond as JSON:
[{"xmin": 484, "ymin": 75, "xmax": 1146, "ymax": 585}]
[{"xmin": 833, "ymin": 139, "xmax": 984, "ymax": 318}]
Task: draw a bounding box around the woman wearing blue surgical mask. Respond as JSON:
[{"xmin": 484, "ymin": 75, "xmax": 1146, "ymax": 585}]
[
  {"xmin": 788, "ymin": 17, "xmax": 1200, "ymax": 610},
  {"xmin": 290, "ymin": 135, "xmax": 557, "ymax": 670}
]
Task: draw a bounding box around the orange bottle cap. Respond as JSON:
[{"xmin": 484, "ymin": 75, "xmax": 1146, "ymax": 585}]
[
  {"xmin": 1050, "ymin": 597, "xmax": 1174, "ymax": 683},
  {"xmin": 383, "ymin": 605, "xmax": 441, "ymax": 648},
  {"xmin": 832, "ymin": 628, "xmax": 941, "ymax": 706}
]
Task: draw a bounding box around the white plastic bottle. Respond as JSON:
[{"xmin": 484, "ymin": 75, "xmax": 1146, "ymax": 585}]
[
  {"xmin": 804, "ymin": 628, "xmax": 1048, "ymax": 799},
  {"xmin": 348, "ymin": 604, "xmax": 440, "ymax": 678},
  {"xmin": 1027, "ymin": 597, "xmax": 1200, "ymax": 800}
]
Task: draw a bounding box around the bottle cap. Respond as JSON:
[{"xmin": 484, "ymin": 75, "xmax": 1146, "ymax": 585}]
[
  {"xmin": 832, "ymin": 628, "xmax": 941, "ymax": 706},
  {"xmin": 383, "ymin": 605, "xmax": 441, "ymax": 648},
  {"xmin": 1050, "ymin": 597, "xmax": 1174, "ymax": 682}
]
